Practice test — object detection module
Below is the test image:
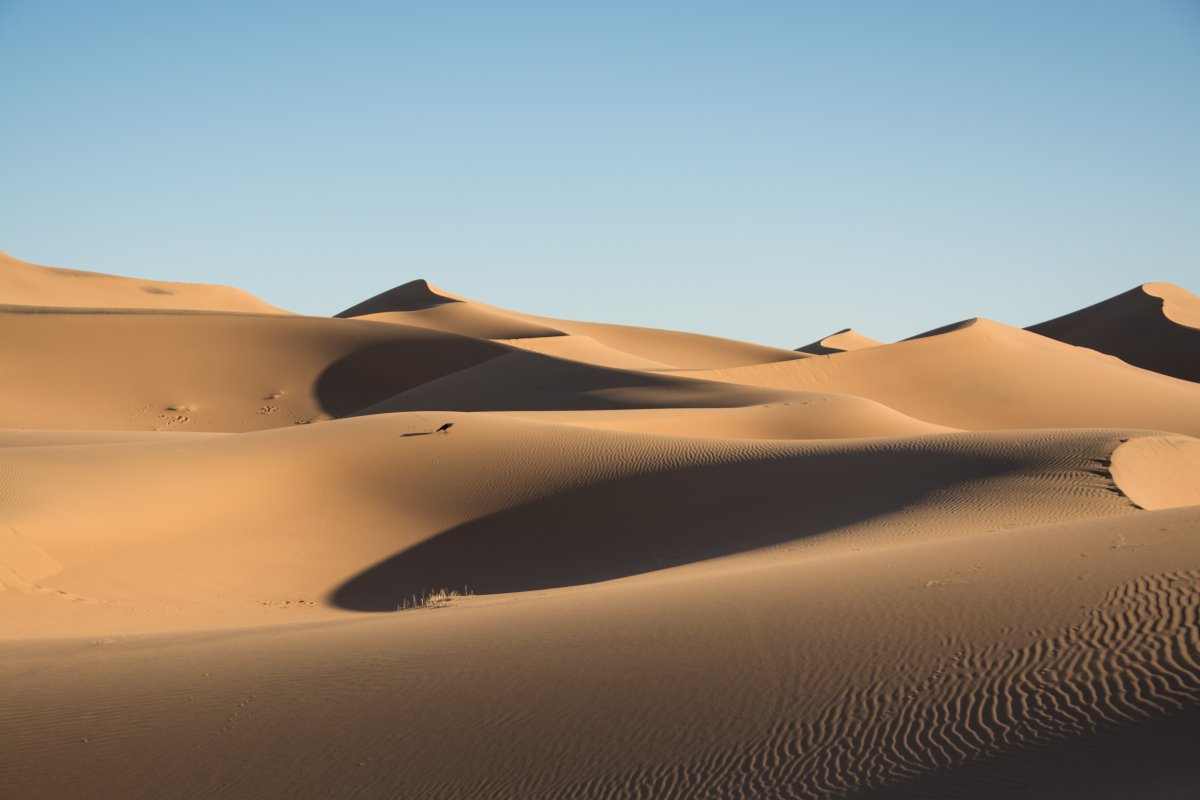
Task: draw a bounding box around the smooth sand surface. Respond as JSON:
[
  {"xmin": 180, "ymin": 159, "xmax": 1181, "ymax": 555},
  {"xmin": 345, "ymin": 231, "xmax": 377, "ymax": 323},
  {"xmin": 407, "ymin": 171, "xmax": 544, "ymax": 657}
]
[
  {"xmin": 676, "ymin": 317, "xmax": 1200, "ymax": 436},
  {"xmin": 2, "ymin": 259, "xmax": 1199, "ymax": 798},
  {"xmin": 338, "ymin": 278, "xmax": 808, "ymax": 369},
  {"xmin": 0, "ymin": 250, "xmax": 287, "ymax": 313},
  {"xmin": 796, "ymin": 327, "xmax": 883, "ymax": 355},
  {"xmin": 1029, "ymin": 282, "xmax": 1200, "ymax": 383}
]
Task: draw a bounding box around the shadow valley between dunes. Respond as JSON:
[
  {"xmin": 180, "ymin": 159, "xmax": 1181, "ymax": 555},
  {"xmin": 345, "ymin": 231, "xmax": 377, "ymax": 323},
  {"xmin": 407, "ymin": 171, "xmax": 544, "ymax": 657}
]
[{"xmin": 330, "ymin": 441, "xmax": 1097, "ymax": 610}]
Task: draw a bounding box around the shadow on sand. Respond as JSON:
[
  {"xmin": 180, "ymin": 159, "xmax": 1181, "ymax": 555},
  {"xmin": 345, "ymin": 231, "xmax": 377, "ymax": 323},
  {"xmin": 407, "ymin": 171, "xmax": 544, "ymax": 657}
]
[
  {"xmin": 330, "ymin": 447, "xmax": 1007, "ymax": 611},
  {"xmin": 314, "ymin": 338, "xmax": 504, "ymax": 418}
]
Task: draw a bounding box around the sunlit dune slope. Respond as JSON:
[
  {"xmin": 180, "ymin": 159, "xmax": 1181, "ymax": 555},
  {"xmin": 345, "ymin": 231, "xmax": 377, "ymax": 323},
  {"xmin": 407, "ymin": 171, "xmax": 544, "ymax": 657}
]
[
  {"xmin": 336, "ymin": 278, "xmax": 807, "ymax": 369},
  {"xmin": 677, "ymin": 318, "xmax": 1200, "ymax": 436},
  {"xmin": 0, "ymin": 250, "xmax": 287, "ymax": 314},
  {"xmin": 796, "ymin": 327, "xmax": 883, "ymax": 355},
  {"xmin": 0, "ymin": 307, "xmax": 509, "ymax": 431},
  {"xmin": 493, "ymin": 397, "xmax": 952, "ymax": 439},
  {"xmin": 4, "ymin": 502, "xmax": 1198, "ymax": 798},
  {"xmin": 0, "ymin": 412, "xmax": 1167, "ymax": 637},
  {"xmin": 1029, "ymin": 282, "xmax": 1200, "ymax": 383},
  {"xmin": 1110, "ymin": 434, "xmax": 1200, "ymax": 510}
]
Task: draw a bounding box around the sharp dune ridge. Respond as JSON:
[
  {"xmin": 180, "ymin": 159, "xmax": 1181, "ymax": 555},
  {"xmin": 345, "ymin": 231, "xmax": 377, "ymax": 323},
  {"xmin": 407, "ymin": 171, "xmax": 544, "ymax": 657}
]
[
  {"xmin": 796, "ymin": 327, "xmax": 883, "ymax": 355},
  {"xmin": 2, "ymin": 255, "xmax": 1199, "ymax": 799},
  {"xmin": 1028, "ymin": 281, "xmax": 1200, "ymax": 383}
]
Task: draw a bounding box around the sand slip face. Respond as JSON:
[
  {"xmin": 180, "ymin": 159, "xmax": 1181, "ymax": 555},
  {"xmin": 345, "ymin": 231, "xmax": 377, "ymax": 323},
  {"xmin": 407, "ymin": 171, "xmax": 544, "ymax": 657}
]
[
  {"xmin": 0, "ymin": 307, "xmax": 510, "ymax": 431},
  {"xmin": 796, "ymin": 326, "xmax": 883, "ymax": 355},
  {"xmin": 675, "ymin": 318, "xmax": 1200, "ymax": 435},
  {"xmin": 1029, "ymin": 282, "xmax": 1200, "ymax": 383},
  {"xmin": 337, "ymin": 278, "xmax": 808, "ymax": 369}
]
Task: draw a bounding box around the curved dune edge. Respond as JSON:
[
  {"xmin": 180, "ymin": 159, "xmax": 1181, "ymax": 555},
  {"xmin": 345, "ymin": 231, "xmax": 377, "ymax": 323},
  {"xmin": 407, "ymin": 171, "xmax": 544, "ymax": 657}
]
[
  {"xmin": 1145, "ymin": 282, "xmax": 1200, "ymax": 329},
  {"xmin": 672, "ymin": 317, "xmax": 1200, "ymax": 436},
  {"xmin": 1028, "ymin": 282, "xmax": 1200, "ymax": 383},
  {"xmin": 0, "ymin": 414, "xmax": 1146, "ymax": 636},
  {"xmin": 337, "ymin": 278, "xmax": 808, "ymax": 369},
  {"xmin": 1111, "ymin": 435, "xmax": 1200, "ymax": 510},
  {"xmin": 796, "ymin": 327, "xmax": 883, "ymax": 355}
]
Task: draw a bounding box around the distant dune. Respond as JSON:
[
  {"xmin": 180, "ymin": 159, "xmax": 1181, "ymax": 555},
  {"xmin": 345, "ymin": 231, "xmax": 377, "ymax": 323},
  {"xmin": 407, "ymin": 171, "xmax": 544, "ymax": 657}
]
[
  {"xmin": 3, "ymin": 253, "xmax": 1199, "ymax": 799},
  {"xmin": 1029, "ymin": 282, "xmax": 1200, "ymax": 383},
  {"xmin": 796, "ymin": 326, "xmax": 882, "ymax": 355},
  {"xmin": 678, "ymin": 317, "xmax": 1200, "ymax": 436},
  {"xmin": 0, "ymin": 250, "xmax": 287, "ymax": 314},
  {"xmin": 338, "ymin": 278, "xmax": 808, "ymax": 370}
]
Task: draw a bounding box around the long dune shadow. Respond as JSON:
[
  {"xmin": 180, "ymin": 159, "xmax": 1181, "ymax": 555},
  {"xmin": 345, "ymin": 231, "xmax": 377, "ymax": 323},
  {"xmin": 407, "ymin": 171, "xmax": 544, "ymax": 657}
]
[
  {"xmin": 331, "ymin": 448, "xmax": 1012, "ymax": 611},
  {"xmin": 314, "ymin": 337, "xmax": 505, "ymax": 418}
]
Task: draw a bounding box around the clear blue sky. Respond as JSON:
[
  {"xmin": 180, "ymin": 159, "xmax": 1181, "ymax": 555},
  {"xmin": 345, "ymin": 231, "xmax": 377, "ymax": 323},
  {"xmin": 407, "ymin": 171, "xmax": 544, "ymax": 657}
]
[{"xmin": 1, "ymin": 1, "xmax": 1197, "ymax": 346}]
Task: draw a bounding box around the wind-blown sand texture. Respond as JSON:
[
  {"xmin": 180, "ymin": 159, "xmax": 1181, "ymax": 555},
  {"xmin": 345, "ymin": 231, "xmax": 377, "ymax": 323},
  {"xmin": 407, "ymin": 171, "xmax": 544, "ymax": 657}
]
[{"xmin": 2, "ymin": 254, "xmax": 1199, "ymax": 799}]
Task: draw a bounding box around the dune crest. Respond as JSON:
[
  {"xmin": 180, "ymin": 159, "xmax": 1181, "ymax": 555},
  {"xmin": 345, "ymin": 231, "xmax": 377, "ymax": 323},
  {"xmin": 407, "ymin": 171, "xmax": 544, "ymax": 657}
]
[
  {"xmin": 796, "ymin": 327, "xmax": 883, "ymax": 355},
  {"xmin": 1029, "ymin": 281, "xmax": 1200, "ymax": 382},
  {"xmin": 675, "ymin": 317, "xmax": 1200, "ymax": 435},
  {"xmin": 337, "ymin": 278, "xmax": 808, "ymax": 369}
]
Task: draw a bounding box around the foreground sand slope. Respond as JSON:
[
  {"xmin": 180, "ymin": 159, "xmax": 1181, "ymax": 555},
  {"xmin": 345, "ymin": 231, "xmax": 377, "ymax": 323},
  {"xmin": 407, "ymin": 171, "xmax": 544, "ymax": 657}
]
[
  {"xmin": 677, "ymin": 318, "xmax": 1200, "ymax": 436},
  {"xmin": 0, "ymin": 250, "xmax": 287, "ymax": 313},
  {"xmin": 1029, "ymin": 282, "xmax": 1200, "ymax": 383},
  {"xmin": 3, "ymin": 504, "xmax": 1198, "ymax": 799},
  {"xmin": 337, "ymin": 278, "xmax": 808, "ymax": 369},
  {"xmin": 1, "ymin": 414, "xmax": 1179, "ymax": 637}
]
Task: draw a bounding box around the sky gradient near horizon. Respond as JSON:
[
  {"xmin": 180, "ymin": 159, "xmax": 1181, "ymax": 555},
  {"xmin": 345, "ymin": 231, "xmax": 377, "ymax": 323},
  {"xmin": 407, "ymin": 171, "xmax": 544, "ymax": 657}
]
[{"xmin": 1, "ymin": 0, "xmax": 1197, "ymax": 346}]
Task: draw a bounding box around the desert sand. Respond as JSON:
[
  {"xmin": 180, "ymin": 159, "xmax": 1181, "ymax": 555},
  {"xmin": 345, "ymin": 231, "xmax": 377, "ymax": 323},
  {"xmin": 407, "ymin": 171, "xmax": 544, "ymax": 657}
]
[
  {"xmin": 796, "ymin": 327, "xmax": 883, "ymax": 355},
  {"xmin": 2, "ymin": 253, "xmax": 1199, "ymax": 799}
]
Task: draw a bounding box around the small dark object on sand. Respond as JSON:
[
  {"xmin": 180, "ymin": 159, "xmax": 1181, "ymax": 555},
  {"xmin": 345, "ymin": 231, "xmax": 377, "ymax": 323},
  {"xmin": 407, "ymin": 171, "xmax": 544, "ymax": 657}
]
[{"xmin": 436, "ymin": 423, "xmax": 454, "ymax": 434}]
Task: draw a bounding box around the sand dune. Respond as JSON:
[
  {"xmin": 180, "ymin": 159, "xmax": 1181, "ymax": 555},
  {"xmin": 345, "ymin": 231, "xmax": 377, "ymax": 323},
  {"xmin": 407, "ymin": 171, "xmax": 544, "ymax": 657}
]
[
  {"xmin": 0, "ymin": 413, "xmax": 1163, "ymax": 636},
  {"xmin": 796, "ymin": 326, "xmax": 883, "ymax": 355},
  {"xmin": 3, "ymin": 258, "xmax": 1200, "ymax": 798},
  {"xmin": 1030, "ymin": 282, "xmax": 1200, "ymax": 382},
  {"xmin": 353, "ymin": 350, "xmax": 802, "ymax": 414},
  {"xmin": 338, "ymin": 278, "xmax": 807, "ymax": 369},
  {"xmin": 494, "ymin": 398, "xmax": 952, "ymax": 439},
  {"xmin": 4, "ymin": 502, "xmax": 1198, "ymax": 798},
  {"xmin": 0, "ymin": 250, "xmax": 286, "ymax": 313},
  {"xmin": 1111, "ymin": 434, "xmax": 1200, "ymax": 510},
  {"xmin": 0, "ymin": 307, "xmax": 508, "ymax": 431},
  {"xmin": 677, "ymin": 317, "xmax": 1200, "ymax": 435}
]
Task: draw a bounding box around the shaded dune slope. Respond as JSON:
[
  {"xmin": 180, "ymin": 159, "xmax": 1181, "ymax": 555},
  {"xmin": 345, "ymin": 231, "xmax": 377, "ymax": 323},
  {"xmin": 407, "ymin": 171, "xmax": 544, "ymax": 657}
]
[
  {"xmin": 1029, "ymin": 282, "xmax": 1200, "ymax": 383},
  {"xmin": 796, "ymin": 327, "xmax": 883, "ymax": 355},
  {"xmin": 0, "ymin": 413, "xmax": 1169, "ymax": 635},
  {"xmin": 0, "ymin": 307, "xmax": 509, "ymax": 431},
  {"xmin": 677, "ymin": 318, "xmax": 1200, "ymax": 435},
  {"xmin": 337, "ymin": 279, "xmax": 807, "ymax": 369},
  {"xmin": 3, "ymin": 506, "xmax": 1198, "ymax": 799},
  {"xmin": 354, "ymin": 351, "xmax": 802, "ymax": 413}
]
